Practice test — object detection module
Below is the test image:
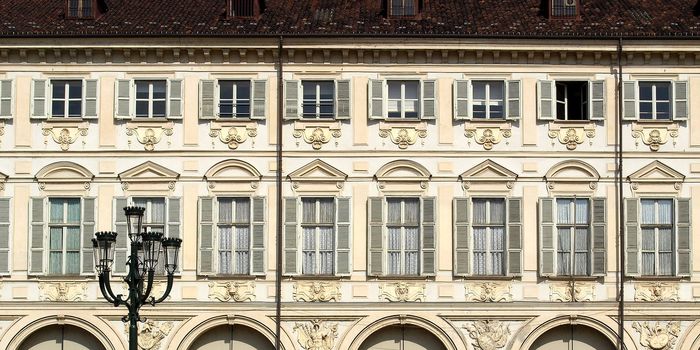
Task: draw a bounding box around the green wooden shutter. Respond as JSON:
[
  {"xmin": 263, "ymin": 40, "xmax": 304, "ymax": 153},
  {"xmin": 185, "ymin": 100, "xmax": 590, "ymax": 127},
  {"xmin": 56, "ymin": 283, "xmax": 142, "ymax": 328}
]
[
  {"xmin": 367, "ymin": 197, "xmax": 384, "ymax": 276},
  {"xmin": 589, "ymin": 80, "xmax": 606, "ymax": 121},
  {"xmin": 199, "ymin": 80, "xmax": 216, "ymax": 120},
  {"xmin": 368, "ymin": 79, "xmax": 385, "ymax": 120},
  {"xmin": 83, "ymin": 79, "xmax": 98, "ymax": 119},
  {"xmin": 168, "ymin": 79, "xmax": 183, "ymax": 119},
  {"xmin": 29, "ymin": 197, "xmax": 45, "ymax": 275},
  {"xmin": 284, "ymin": 80, "xmax": 300, "ymax": 120},
  {"xmin": 453, "ymin": 80, "xmax": 470, "ymax": 120},
  {"xmin": 251, "ymin": 196, "xmax": 266, "ymax": 276},
  {"xmin": 115, "ymin": 79, "xmax": 132, "ymax": 119},
  {"xmin": 673, "ymin": 81, "xmax": 689, "ymax": 121},
  {"xmin": 167, "ymin": 197, "xmax": 181, "ymax": 239},
  {"xmin": 336, "ymin": 197, "xmax": 351, "ymax": 276},
  {"xmin": 453, "ymin": 197, "xmax": 470, "ymax": 276},
  {"xmin": 113, "ymin": 197, "xmax": 128, "ymax": 274},
  {"xmin": 335, "ymin": 80, "xmax": 351, "ymax": 120},
  {"xmin": 421, "ymin": 80, "xmax": 436, "ymax": 120},
  {"xmin": 622, "ymin": 81, "xmax": 637, "ymax": 120},
  {"xmin": 538, "ymin": 80, "xmax": 555, "ymax": 121},
  {"xmin": 539, "ymin": 198, "xmax": 555, "ymax": 277},
  {"xmin": 31, "ymin": 79, "xmax": 48, "ymax": 119},
  {"xmin": 421, "ymin": 197, "xmax": 436, "ymax": 275},
  {"xmin": 625, "ymin": 198, "xmax": 640, "ymax": 276},
  {"xmin": 283, "ymin": 197, "xmax": 298, "ymax": 275},
  {"xmin": 591, "ymin": 198, "xmax": 607, "ymax": 276},
  {"xmin": 506, "ymin": 80, "xmax": 521, "ymax": 120},
  {"xmin": 251, "ymin": 79, "xmax": 267, "ymax": 120},
  {"xmin": 81, "ymin": 197, "xmax": 96, "ymax": 275},
  {"xmin": 0, "ymin": 79, "xmax": 12, "ymax": 118},
  {"xmin": 0, "ymin": 198, "xmax": 10, "ymax": 274},
  {"xmin": 676, "ymin": 198, "xmax": 691, "ymax": 277},
  {"xmin": 507, "ymin": 198, "xmax": 523, "ymax": 276},
  {"xmin": 198, "ymin": 197, "xmax": 215, "ymax": 275}
]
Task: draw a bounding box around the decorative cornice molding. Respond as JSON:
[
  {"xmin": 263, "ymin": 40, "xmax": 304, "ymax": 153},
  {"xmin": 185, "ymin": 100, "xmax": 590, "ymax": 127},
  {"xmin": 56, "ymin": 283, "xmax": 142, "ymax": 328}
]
[
  {"xmin": 38, "ymin": 282, "xmax": 87, "ymax": 302},
  {"xmin": 632, "ymin": 122, "xmax": 679, "ymax": 152},
  {"xmin": 547, "ymin": 121, "xmax": 596, "ymax": 150},
  {"xmin": 292, "ymin": 121, "xmax": 341, "ymax": 150},
  {"xmin": 208, "ymin": 281, "xmax": 255, "ymax": 302},
  {"xmin": 126, "ymin": 122, "xmax": 174, "ymax": 151},
  {"xmin": 41, "ymin": 121, "xmax": 89, "ymax": 151},
  {"xmin": 379, "ymin": 281, "xmax": 425, "ymax": 302},
  {"xmin": 379, "ymin": 121, "xmax": 427, "ymax": 149},
  {"xmin": 465, "ymin": 121, "xmax": 511, "ymax": 150},
  {"xmin": 293, "ymin": 281, "xmax": 341, "ymax": 302},
  {"xmin": 208, "ymin": 121, "xmax": 257, "ymax": 150}
]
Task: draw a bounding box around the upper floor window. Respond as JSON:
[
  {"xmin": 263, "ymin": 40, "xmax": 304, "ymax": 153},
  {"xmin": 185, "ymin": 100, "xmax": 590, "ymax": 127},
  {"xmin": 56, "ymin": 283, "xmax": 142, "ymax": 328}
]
[
  {"xmin": 623, "ymin": 80, "xmax": 688, "ymax": 121},
  {"xmin": 387, "ymin": 198, "xmax": 420, "ymax": 275},
  {"xmin": 453, "ymin": 79, "xmax": 521, "ymax": 121},
  {"xmin": 549, "ymin": 0, "xmax": 579, "ymax": 19},
  {"xmin": 66, "ymin": 0, "xmax": 96, "ymax": 19},
  {"xmin": 538, "ymin": 80, "xmax": 605, "ymax": 121},
  {"xmin": 199, "ymin": 79, "xmax": 266, "ymax": 120},
  {"xmin": 555, "ymin": 198, "xmax": 590, "ymax": 275},
  {"xmin": 0, "ymin": 80, "xmax": 12, "ymax": 119},
  {"xmin": 227, "ymin": 0, "xmax": 263, "ymax": 18},
  {"xmin": 472, "ymin": 198, "xmax": 506, "ymax": 275},
  {"xmin": 284, "ymin": 79, "xmax": 350, "ymax": 120},
  {"xmin": 31, "ymin": 79, "xmax": 98, "ymax": 120},
  {"xmin": 389, "ymin": 0, "xmax": 418, "ymax": 17},
  {"xmin": 115, "ymin": 79, "xmax": 182, "ymax": 120},
  {"xmin": 48, "ymin": 198, "xmax": 81, "ymax": 275},
  {"xmin": 217, "ymin": 197, "xmax": 252, "ymax": 275},
  {"xmin": 132, "ymin": 197, "xmax": 166, "ymax": 233},
  {"xmin": 640, "ymin": 199, "xmax": 674, "ymax": 276},
  {"xmin": 135, "ymin": 80, "xmax": 167, "ymax": 118},
  {"xmin": 370, "ymin": 79, "xmax": 435, "ymax": 120}
]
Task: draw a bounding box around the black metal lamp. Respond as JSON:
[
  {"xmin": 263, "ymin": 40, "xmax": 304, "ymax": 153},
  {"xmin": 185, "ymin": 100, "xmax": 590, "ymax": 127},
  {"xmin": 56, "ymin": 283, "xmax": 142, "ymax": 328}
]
[
  {"xmin": 162, "ymin": 237, "xmax": 182, "ymax": 274},
  {"xmin": 123, "ymin": 206, "xmax": 145, "ymax": 242},
  {"xmin": 93, "ymin": 231, "xmax": 117, "ymax": 274}
]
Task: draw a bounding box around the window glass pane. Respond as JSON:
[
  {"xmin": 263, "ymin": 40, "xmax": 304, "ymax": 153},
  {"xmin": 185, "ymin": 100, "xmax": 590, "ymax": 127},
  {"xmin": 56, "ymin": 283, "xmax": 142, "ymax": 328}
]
[
  {"xmin": 318, "ymin": 227, "xmax": 334, "ymax": 250},
  {"xmin": 556, "ymin": 199, "xmax": 571, "ymax": 224},
  {"xmin": 150, "ymin": 199, "xmax": 166, "ymax": 224},
  {"xmin": 473, "ymin": 82, "xmax": 486, "ymax": 100},
  {"xmin": 66, "ymin": 252, "xmax": 80, "ymax": 274},
  {"xmin": 219, "ymin": 226, "xmax": 232, "ymax": 274},
  {"xmin": 234, "ymin": 199, "xmax": 250, "ymax": 223},
  {"xmin": 405, "ymin": 227, "xmax": 419, "ymax": 250},
  {"xmin": 219, "ymin": 81, "xmax": 233, "ymax": 99},
  {"xmin": 136, "ymin": 82, "xmax": 149, "ymax": 99},
  {"xmin": 642, "ymin": 252, "xmax": 655, "ymax": 275},
  {"xmin": 302, "ymin": 199, "xmax": 316, "ymax": 223},
  {"xmin": 641, "ymin": 228, "xmax": 655, "ymax": 251},
  {"xmin": 319, "ymin": 82, "xmax": 334, "ymax": 100},
  {"xmin": 66, "ymin": 199, "xmax": 81, "ymax": 222},
  {"xmin": 318, "ymin": 199, "xmax": 334, "ymax": 223},
  {"xmin": 575, "ymin": 228, "xmax": 588, "ymax": 250},
  {"xmin": 492, "ymin": 227, "xmax": 505, "ymax": 251},
  {"xmin": 152, "ymin": 101, "xmax": 166, "ymax": 117},
  {"xmin": 655, "ymin": 83, "xmax": 670, "ymax": 100},
  {"xmin": 640, "ymin": 200, "xmax": 655, "ymax": 225},
  {"xmin": 639, "ymin": 84, "xmax": 652, "ymax": 100},
  {"xmin": 52, "ymin": 101, "xmax": 65, "ymax": 116},
  {"xmin": 656, "ymin": 102, "xmax": 670, "ymax": 120},
  {"xmin": 490, "ymin": 104, "xmax": 504, "ymax": 119},
  {"xmin": 473, "ymin": 199, "xmax": 487, "ymax": 225},
  {"xmin": 388, "ymin": 82, "xmax": 401, "ymax": 99},
  {"xmin": 557, "ymin": 228, "xmax": 571, "ymax": 252},
  {"xmin": 53, "ymin": 82, "xmax": 65, "ymax": 98},
  {"xmin": 388, "ymin": 252, "xmax": 400, "ymax": 274},
  {"xmin": 473, "ymin": 105, "xmax": 486, "ymax": 119},
  {"xmin": 404, "ymin": 199, "xmax": 419, "ymax": 224},
  {"xmin": 236, "ymin": 81, "xmax": 250, "ymax": 100},
  {"xmin": 303, "ymin": 83, "xmax": 316, "ymax": 101},
  {"xmin": 387, "ymin": 227, "xmax": 401, "ymax": 250},
  {"xmin": 135, "ymin": 101, "xmax": 148, "ymax": 117},
  {"xmin": 68, "ymin": 82, "xmax": 82, "ymax": 98},
  {"xmin": 235, "ymin": 227, "xmax": 250, "ymax": 251},
  {"xmin": 66, "ymin": 227, "xmax": 81, "ymax": 250},
  {"xmin": 50, "ymin": 227, "xmax": 63, "ymax": 249},
  {"xmin": 152, "ymin": 81, "xmax": 167, "ymax": 99},
  {"xmin": 639, "ymin": 103, "xmax": 653, "ymax": 119},
  {"xmin": 68, "ymin": 101, "xmax": 81, "ymax": 116},
  {"xmin": 490, "ymin": 199, "xmax": 505, "ymax": 225},
  {"xmin": 658, "ymin": 253, "xmax": 673, "ymax": 276},
  {"xmin": 473, "ymin": 227, "xmax": 486, "ymax": 251},
  {"xmin": 489, "ymin": 82, "xmax": 504, "ymax": 100},
  {"xmin": 575, "ymin": 199, "xmax": 588, "ymax": 224},
  {"xmin": 219, "ymin": 103, "xmax": 233, "ymax": 117},
  {"xmin": 574, "ymin": 252, "xmax": 588, "ymax": 275},
  {"xmin": 50, "ymin": 252, "xmax": 62, "ymax": 274},
  {"xmin": 219, "ymin": 198, "xmax": 233, "ymax": 223},
  {"xmin": 387, "ymin": 199, "xmax": 401, "ymax": 224},
  {"xmin": 658, "ymin": 200, "xmax": 672, "ymax": 224},
  {"xmin": 50, "ymin": 200, "xmax": 65, "ymax": 223}
]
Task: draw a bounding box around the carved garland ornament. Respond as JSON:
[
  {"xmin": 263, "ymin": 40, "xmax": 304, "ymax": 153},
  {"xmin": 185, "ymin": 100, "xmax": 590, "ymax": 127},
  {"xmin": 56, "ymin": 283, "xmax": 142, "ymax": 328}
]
[
  {"xmin": 634, "ymin": 282, "xmax": 679, "ymax": 302},
  {"xmin": 549, "ymin": 281, "xmax": 595, "ymax": 302},
  {"xmin": 208, "ymin": 281, "xmax": 255, "ymax": 302},
  {"xmin": 465, "ymin": 282, "xmax": 512, "ymax": 302},
  {"xmin": 379, "ymin": 122, "xmax": 427, "ymax": 149},
  {"xmin": 42, "ymin": 122, "xmax": 89, "ymax": 151},
  {"xmin": 209, "ymin": 122, "xmax": 257, "ymax": 150},
  {"xmin": 465, "ymin": 320, "xmax": 510, "ymax": 350},
  {"xmin": 632, "ymin": 321, "xmax": 680, "ymax": 350},
  {"xmin": 294, "ymin": 319, "xmax": 338, "ymax": 350},
  {"xmin": 465, "ymin": 122, "xmax": 512, "ymax": 150},
  {"xmin": 631, "ymin": 123, "xmax": 678, "ymax": 151},
  {"xmin": 293, "ymin": 281, "xmax": 341, "ymax": 302},
  {"xmin": 293, "ymin": 123, "xmax": 342, "ymax": 150},
  {"xmin": 379, "ymin": 281, "xmax": 425, "ymax": 302},
  {"xmin": 125, "ymin": 320, "xmax": 174, "ymax": 350},
  {"xmin": 126, "ymin": 122, "xmax": 174, "ymax": 151},
  {"xmin": 38, "ymin": 282, "xmax": 87, "ymax": 301},
  {"xmin": 547, "ymin": 122, "xmax": 596, "ymax": 150}
]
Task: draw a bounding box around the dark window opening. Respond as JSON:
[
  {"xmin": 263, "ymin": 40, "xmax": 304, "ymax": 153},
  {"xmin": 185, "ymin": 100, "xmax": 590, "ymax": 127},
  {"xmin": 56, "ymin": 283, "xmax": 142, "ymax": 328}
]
[
  {"xmin": 549, "ymin": 0, "xmax": 578, "ymax": 19},
  {"xmin": 229, "ymin": 0, "xmax": 263, "ymax": 17},
  {"xmin": 556, "ymin": 81, "xmax": 588, "ymax": 121},
  {"xmin": 66, "ymin": 0, "xmax": 97, "ymax": 19},
  {"xmin": 389, "ymin": 0, "xmax": 418, "ymax": 17}
]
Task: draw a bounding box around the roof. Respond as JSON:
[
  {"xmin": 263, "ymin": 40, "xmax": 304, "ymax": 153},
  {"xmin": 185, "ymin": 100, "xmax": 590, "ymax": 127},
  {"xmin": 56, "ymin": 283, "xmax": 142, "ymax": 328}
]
[{"xmin": 0, "ymin": 0, "xmax": 699, "ymax": 39}]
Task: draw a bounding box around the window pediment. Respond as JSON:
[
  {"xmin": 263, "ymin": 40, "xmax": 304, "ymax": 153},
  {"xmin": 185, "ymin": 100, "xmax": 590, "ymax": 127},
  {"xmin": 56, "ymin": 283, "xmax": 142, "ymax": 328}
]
[
  {"xmin": 544, "ymin": 160, "xmax": 600, "ymax": 195},
  {"xmin": 0, "ymin": 170, "xmax": 7, "ymax": 191},
  {"xmin": 459, "ymin": 159, "xmax": 517, "ymax": 194},
  {"xmin": 204, "ymin": 159, "xmax": 261, "ymax": 193},
  {"xmin": 628, "ymin": 161, "xmax": 684, "ymax": 194},
  {"xmin": 375, "ymin": 160, "xmax": 431, "ymax": 193},
  {"xmin": 118, "ymin": 161, "xmax": 179, "ymax": 193},
  {"xmin": 35, "ymin": 161, "xmax": 94, "ymax": 193},
  {"xmin": 288, "ymin": 159, "xmax": 347, "ymax": 194}
]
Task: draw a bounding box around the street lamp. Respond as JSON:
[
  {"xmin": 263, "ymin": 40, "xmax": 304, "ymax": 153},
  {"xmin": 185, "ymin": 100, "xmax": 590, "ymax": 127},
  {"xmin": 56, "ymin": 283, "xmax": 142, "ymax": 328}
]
[{"xmin": 93, "ymin": 206, "xmax": 182, "ymax": 350}]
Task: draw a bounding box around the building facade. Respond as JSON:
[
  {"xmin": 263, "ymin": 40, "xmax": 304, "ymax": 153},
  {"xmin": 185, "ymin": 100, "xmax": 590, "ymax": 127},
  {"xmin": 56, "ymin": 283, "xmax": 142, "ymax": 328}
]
[{"xmin": 0, "ymin": 0, "xmax": 700, "ymax": 349}]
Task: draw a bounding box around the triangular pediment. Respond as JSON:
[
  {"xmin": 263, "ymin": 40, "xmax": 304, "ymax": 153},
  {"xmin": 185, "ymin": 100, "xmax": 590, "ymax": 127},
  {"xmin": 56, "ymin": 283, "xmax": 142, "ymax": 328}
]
[
  {"xmin": 119, "ymin": 161, "xmax": 179, "ymax": 182},
  {"xmin": 36, "ymin": 161, "xmax": 94, "ymax": 182},
  {"xmin": 629, "ymin": 161, "xmax": 684, "ymax": 182},
  {"xmin": 460, "ymin": 160, "xmax": 517, "ymax": 182},
  {"xmin": 288, "ymin": 159, "xmax": 347, "ymax": 182}
]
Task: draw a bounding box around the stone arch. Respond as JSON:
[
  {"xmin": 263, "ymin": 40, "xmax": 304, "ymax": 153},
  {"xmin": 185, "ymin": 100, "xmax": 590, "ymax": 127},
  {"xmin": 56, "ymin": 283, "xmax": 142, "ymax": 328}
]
[
  {"xmin": 204, "ymin": 159, "xmax": 262, "ymax": 193},
  {"xmin": 35, "ymin": 161, "xmax": 94, "ymax": 192},
  {"xmin": 375, "ymin": 159, "xmax": 431, "ymax": 180},
  {"xmin": 678, "ymin": 319, "xmax": 700, "ymax": 350},
  {"xmin": 346, "ymin": 315, "xmax": 457, "ymax": 350},
  {"xmin": 545, "ymin": 160, "xmax": 600, "ymax": 182},
  {"xmin": 513, "ymin": 315, "xmax": 635, "ymax": 350},
  {"xmin": 173, "ymin": 314, "xmax": 292, "ymax": 350},
  {"xmin": 4, "ymin": 314, "xmax": 120, "ymax": 350}
]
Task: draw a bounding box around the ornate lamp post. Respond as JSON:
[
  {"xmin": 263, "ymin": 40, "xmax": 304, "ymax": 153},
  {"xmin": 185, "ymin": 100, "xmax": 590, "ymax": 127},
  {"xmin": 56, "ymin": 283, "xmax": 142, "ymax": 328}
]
[{"xmin": 93, "ymin": 206, "xmax": 182, "ymax": 350}]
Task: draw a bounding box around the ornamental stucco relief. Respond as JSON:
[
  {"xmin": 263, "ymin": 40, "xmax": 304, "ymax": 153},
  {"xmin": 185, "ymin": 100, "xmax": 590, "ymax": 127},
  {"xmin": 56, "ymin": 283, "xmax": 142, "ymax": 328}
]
[
  {"xmin": 126, "ymin": 320, "xmax": 174, "ymax": 350},
  {"xmin": 632, "ymin": 321, "xmax": 680, "ymax": 350},
  {"xmin": 634, "ymin": 282, "xmax": 678, "ymax": 302},
  {"xmin": 379, "ymin": 281, "xmax": 425, "ymax": 302},
  {"xmin": 293, "ymin": 281, "xmax": 341, "ymax": 302},
  {"xmin": 293, "ymin": 122, "xmax": 341, "ymax": 150},
  {"xmin": 38, "ymin": 281, "xmax": 87, "ymax": 301},
  {"xmin": 42, "ymin": 122, "xmax": 89, "ymax": 151},
  {"xmin": 209, "ymin": 121, "xmax": 257, "ymax": 149},
  {"xmin": 126, "ymin": 122, "xmax": 173, "ymax": 151},
  {"xmin": 208, "ymin": 281, "xmax": 255, "ymax": 302},
  {"xmin": 547, "ymin": 122, "xmax": 595, "ymax": 150},
  {"xmin": 294, "ymin": 319, "xmax": 338, "ymax": 350},
  {"xmin": 464, "ymin": 121, "xmax": 511, "ymax": 150},
  {"xmin": 379, "ymin": 122, "xmax": 427, "ymax": 149},
  {"xmin": 465, "ymin": 282, "xmax": 512, "ymax": 302},
  {"xmin": 631, "ymin": 122, "xmax": 678, "ymax": 151},
  {"xmin": 549, "ymin": 281, "xmax": 595, "ymax": 302},
  {"xmin": 465, "ymin": 320, "xmax": 510, "ymax": 350}
]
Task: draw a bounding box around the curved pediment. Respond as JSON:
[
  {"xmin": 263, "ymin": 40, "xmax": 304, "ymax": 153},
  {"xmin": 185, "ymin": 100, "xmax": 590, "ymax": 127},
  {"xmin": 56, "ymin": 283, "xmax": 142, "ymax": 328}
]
[
  {"xmin": 288, "ymin": 159, "xmax": 347, "ymax": 194},
  {"xmin": 205, "ymin": 160, "xmax": 261, "ymax": 181},
  {"xmin": 36, "ymin": 161, "xmax": 94, "ymax": 183},
  {"xmin": 545, "ymin": 160, "xmax": 600, "ymax": 182},
  {"xmin": 375, "ymin": 160, "xmax": 431, "ymax": 181}
]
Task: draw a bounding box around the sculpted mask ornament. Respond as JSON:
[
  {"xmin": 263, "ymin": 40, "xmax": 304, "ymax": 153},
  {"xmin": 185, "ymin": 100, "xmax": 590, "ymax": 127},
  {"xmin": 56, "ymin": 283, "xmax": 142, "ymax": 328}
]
[
  {"xmin": 465, "ymin": 320, "xmax": 510, "ymax": 350},
  {"xmin": 632, "ymin": 321, "xmax": 680, "ymax": 350},
  {"xmin": 631, "ymin": 123, "xmax": 678, "ymax": 152},
  {"xmin": 549, "ymin": 281, "xmax": 595, "ymax": 302},
  {"xmin": 126, "ymin": 123, "xmax": 173, "ymax": 151},
  {"xmin": 379, "ymin": 282, "xmax": 425, "ymax": 302},
  {"xmin": 126, "ymin": 320, "xmax": 174, "ymax": 350},
  {"xmin": 39, "ymin": 282, "xmax": 87, "ymax": 301},
  {"xmin": 464, "ymin": 122, "xmax": 511, "ymax": 150},
  {"xmin": 465, "ymin": 282, "xmax": 512, "ymax": 302},
  {"xmin": 209, "ymin": 124, "xmax": 257, "ymax": 150},
  {"xmin": 208, "ymin": 281, "xmax": 255, "ymax": 302},
  {"xmin": 292, "ymin": 123, "xmax": 341, "ymax": 150},
  {"xmin": 547, "ymin": 122, "xmax": 595, "ymax": 150},
  {"xmin": 634, "ymin": 282, "xmax": 678, "ymax": 302},
  {"xmin": 42, "ymin": 123, "xmax": 89, "ymax": 151},
  {"xmin": 294, "ymin": 319, "xmax": 338, "ymax": 350},
  {"xmin": 379, "ymin": 122, "xmax": 427, "ymax": 149},
  {"xmin": 293, "ymin": 281, "xmax": 341, "ymax": 302}
]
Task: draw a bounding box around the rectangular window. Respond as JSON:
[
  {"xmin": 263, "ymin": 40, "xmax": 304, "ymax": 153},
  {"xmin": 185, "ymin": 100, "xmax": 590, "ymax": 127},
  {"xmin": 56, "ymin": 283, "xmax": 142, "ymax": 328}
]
[
  {"xmin": 302, "ymin": 81, "xmax": 335, "ymax": 119},
  {"xmin": 387, "ymin": 80, "xmax": 420, "ymax": 119},
  {"xmin": 51, "ymin": 80, "xmax": 82, "ymax": 117},
  {"xmin": 555, "ymin": 81, "xmax": 589, "ymax": 120},
  {"xmin": 472, "ymin": 198, "xmax": 506, "ymax": 275},
  {"xmin": 218, "ymin": 80, "xmax": 251, "ymax": 118},
  {"xmin": 551, "ymin": 0, "xmax": 577, "ymax": 17},
  {"xmin": 556, "ymin": 198, "xmax": 590, "ymax": 276},
  {"xmin": 390, "ymin": 0, "xmax": 416, "ymax": 16},
  {"xmin": 472, "ymin": 81, "xmax": 505, "ymax": 119},
  {"xmin": 135, "ymin": 80, "xmax": 167, "ymax": 118},
  {"xmin": 639, "ymin": 82, "xmax": 671, "ymax": 120},
  {"xmin": 217, "ymin": 198, "xmax": 251, "ymax": 275},
  {"xmin": 48, "ymin": 198, "xmax": 81, "ymax": 275},
  {"xmin": 67, "ymin": 0, "xmax": 93, "ymax": 18},
  {"xmin": 640, "ymin": 199, "xmax": 674, "ymax": 276},
  {"xmin": 301, "ymin": 198, "xmax": 335, "ymax": 275},
  {"xmin": 386, "ymin": 198, "xmax": 420, "ymax": 275},
  {"xmin": 230, "ymin": 0, "xmax": 256, "ymax": 17},
  {"xmin": 132, "ymin": 198, "xmax": 166, "ymax": 234}
]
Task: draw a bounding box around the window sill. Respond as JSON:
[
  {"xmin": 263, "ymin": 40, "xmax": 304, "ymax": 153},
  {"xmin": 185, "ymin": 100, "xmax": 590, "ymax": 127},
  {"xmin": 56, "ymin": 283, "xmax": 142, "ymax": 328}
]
[
  {"xmin": 458, "ymin": 275, "xmax": 517, "ymax": 281},
  {"xmin": 286, "ymin": 275, "xmax": 346, "ymax": 281},
  {"xmin": 202, "ymin": 274, "xmax": 259, "ymax": 280},
  {"xmin": 544, "ymin": 275, "xmax": 601, "ymax": 281},
  {"xmin": 31, "ymin": 275, "xmax": 94, "ymax": 280},
  {"xmin": 369, "ymin": 275, "xmax": 434, "ymax": 281},
  {"xmin": 628, "ymin": 276, "xmax": 688, "ymax": 281}
]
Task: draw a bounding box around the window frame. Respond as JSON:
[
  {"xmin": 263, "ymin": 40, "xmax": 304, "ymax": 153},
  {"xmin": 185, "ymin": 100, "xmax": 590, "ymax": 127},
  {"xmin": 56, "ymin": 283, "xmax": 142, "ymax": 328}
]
[
  {"xmin": 388, "ymin": 0, "xmax": 419, "ymax": 17},
  {"xmin": 639, "ymin": 198, "xmax": 675, "ymax": 276},
  {"xmin": 300, "ymin": 197, "xmax": 336, "ymax": 275},
  {"xmin": 638, "ymin": 81, "xmax": 672, "ymax": 121},
  {"xmin": 471, "ymin": 80, "xmax": 506, "ymax": 120},
  {"xmin": 47, "ymin": 197, "xmax": 82, "ymax": 276},
  {"xmin": 385, "ymin": 197, "xmax": 421, "ymax": 276},
  {"xmin": 134, "ymin": 80, "xmax": 168, "ymax": 119},
  {"xmin": 555, "ymin": 81, "xmax": 589, "ymax": 121},
  {"xmin": 470, "ymin": 197, "xmax": 507, "ymax": 276},
  {"xmin": 386, "ymin": 80, "xmax": 421, "ymax": 120},
  {"xmin": 66, "ymin": 0, "xmax": 96, "ymax": 19},
  {"xmin": 301, "ymin": 80, "xmax": 335, "ymax": 119},
  {"xmin": 50, "ymin": 79, "xmax": 83, "ymax": 118},
  {"xmin": 217, "ymin": 80, "xmax": 252, "ymax": 119}
]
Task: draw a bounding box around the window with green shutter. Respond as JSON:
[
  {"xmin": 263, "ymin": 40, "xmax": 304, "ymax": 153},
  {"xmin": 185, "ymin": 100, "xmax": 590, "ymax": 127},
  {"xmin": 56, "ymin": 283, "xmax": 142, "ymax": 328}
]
[{"xmin": 48, "ymin": 198, "xmax": 81, "ymax": 275}]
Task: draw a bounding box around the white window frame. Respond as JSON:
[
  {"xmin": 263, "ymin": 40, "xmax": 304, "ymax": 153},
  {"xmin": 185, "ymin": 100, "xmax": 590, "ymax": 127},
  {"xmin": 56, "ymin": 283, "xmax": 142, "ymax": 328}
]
[
  {"xmin": 50, "ymin": 80, "xmax": 83, "ymax": 118},
  {"xmin": 555, "ymin": 81, "xmax": 589, "ymax": 121},
  {"xmin": 472, "ymin": 81, "xmax": 505, "ymax": 120},
  {"xmin": 471, "ymin": 197, "xmax": 506, "ymax": 276},
  {"xmin": 300, "ymin": 197, "xmax": 336, "ymax": 275},
  {"xmin": 555, "ymin": 197, "xmax": 591, "ymax": 276},
  {"xmin": 217, "ymin": 80, "xmax": 252, "ymax": 118},
  {"xmin": 301, "ymin": 81, "xmax": 335, "ymax": 119},
  {"xmin": 387, "ymin": 80, "xmax": 421, "ymax": 119},
  {"xmin": 215, "ymin": 197, "xmax": 252, "ymax": 275},
  {"xmin": 638, "ymin": 81, "xmax": 672, "ymax": 120},
  {"xmin": 640, "ymin": 198, "xmax": 675, "ymax": 276},
  {"xmin": 386, "ymin": 197, "xmax": 421, "ymax": 276},
  {"xmin": 134, "ymin": 80, "xmax": 168, "ymax": 118},
  {"xmin": 47, "ymin": 197, "xmax": 82, "ymax": 276}
]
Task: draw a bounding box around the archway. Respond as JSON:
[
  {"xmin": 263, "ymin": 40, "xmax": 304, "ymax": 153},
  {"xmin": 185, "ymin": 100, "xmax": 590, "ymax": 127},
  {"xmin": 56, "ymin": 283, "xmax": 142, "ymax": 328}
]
[
  {"xmin": 18, "ymin": 324, "xmax": 106, "ymax": 350},
  {"xmin": 188, "ymin": 324, "xmax": 274, "ymax": 350},
  {"xmin": 359, "ymin": 325, "xmax": 447, "ymax": 350},
  {"xmin": 530, "ymin": 324, "xmax": 615, "ymax": 350}
]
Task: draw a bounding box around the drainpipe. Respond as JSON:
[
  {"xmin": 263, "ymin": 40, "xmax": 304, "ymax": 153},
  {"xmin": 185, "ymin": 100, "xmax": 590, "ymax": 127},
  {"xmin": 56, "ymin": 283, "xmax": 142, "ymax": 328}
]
[
  {"xmin": 616, "ymin": 37, "xmax": 625, "ymax": 350},
  {"xmin": 275, "ymin": 35, "xmax": 284, "ymax": 350}
]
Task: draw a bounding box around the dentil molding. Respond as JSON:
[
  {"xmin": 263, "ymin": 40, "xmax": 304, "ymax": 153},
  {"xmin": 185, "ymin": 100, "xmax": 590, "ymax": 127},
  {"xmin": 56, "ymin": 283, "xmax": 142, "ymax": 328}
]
[
  {"xmin": 38, "ymin": 281, "xmax": 87, "ymax": 301},
  {"xmin": 379, "ymin": 121, "xmax": 427, "ymax": 149},
  {"xmin": 464, "ymin": 121, "xmax": 512, "ymax": 150},
  {"xmin": 631, "ymin": 122, "xmax": 678, "ymax": 151},
  {"xmin": 209, "ymin": 121, "xmax": 257, "ymax": 150},
  {"xmin": 465, "ymin": 282, "xmax": 512, "ymax": 302},
  {"xmin": 379, "ymin": 281, "xmax": 425, "ymax": 302},
  {"xmin": 547, "ymin": 122, "xmax": 596, "ymax": 150},
  {"xmin": 465, "ymin": 320, "xmax": 510, "ymax": 350},
  {"xmin": 549, "ymin": 281, "xmax": 595, "ymax": 302},
  {"xmin": 208, "ymin": 281, "xmax": 255, "ymax": 302},
  {"xmin": 126, "ymin": 122, "xmax": 173, "ymax": 151},
  {"xmin": 294, "ymin": 319, "xmax": 338, "ymax": 350},
  {"xmin": 42, "ymin": 121, "xmax": 89, "ymax": 151},
  {"xmin": 632, "ymin": 321, "xmax": 680, "ymax": 350},
  {"xmin": 293, "ymin": 121, "xmax": 341, "ymax": 150},
  {"xmin": 293, "ymin": 281, "xmax": 341, "ymax": 302},
  {"xmin": 634, "ymin": 282, "xmax": 679, "ymax": 302}
]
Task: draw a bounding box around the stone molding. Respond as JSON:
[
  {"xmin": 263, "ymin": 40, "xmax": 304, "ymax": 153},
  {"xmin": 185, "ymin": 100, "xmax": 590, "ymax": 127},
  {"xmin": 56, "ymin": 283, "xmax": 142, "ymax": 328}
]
[{"xmin": 38, "ymin": 281, "xmax": 87, "ymax": 302}]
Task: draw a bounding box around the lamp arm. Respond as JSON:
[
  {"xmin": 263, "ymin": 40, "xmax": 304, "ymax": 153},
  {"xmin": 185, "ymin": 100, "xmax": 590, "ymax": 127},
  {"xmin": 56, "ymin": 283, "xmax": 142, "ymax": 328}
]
[
  {"xmin": 150, "ymin": 273, "xmax": 174, "ymax": 305},
  {"xmin": 140, "ymin": 269, "xmax": 155, "ymax": 304},
  {"xmin": 98, "ymin": 271, "xmax": 124, "ymax": 306}
]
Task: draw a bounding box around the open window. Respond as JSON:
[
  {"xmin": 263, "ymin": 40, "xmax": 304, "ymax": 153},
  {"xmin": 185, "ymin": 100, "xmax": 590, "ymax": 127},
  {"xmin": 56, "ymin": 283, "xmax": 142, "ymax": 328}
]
[{"xmin": 538, "ymin": 80, "xmax": 605, "ymax": 121}]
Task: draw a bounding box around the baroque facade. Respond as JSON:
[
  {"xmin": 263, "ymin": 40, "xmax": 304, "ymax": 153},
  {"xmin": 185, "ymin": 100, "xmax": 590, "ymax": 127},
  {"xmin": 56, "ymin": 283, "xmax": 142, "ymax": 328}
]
[{"xmin": 1, "ymin": 0, "xmax": 700, "ymax": 349}]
